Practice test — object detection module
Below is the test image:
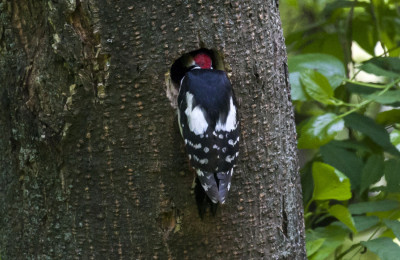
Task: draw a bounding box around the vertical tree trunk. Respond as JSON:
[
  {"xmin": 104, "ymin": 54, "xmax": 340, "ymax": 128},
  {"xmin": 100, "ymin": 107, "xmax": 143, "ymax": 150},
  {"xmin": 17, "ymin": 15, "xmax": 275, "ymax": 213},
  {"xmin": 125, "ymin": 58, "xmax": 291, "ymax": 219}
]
[{"xmin": 0, "ymin": 0, "xmax": 306, "ymax": 259}]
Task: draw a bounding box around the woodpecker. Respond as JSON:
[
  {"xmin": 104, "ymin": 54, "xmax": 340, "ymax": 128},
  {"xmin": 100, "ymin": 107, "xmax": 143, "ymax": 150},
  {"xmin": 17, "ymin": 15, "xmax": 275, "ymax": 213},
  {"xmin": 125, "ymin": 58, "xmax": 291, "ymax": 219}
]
[{"xmin": 173, "ymin": 51, "xmax": 240, "ymax": 215}]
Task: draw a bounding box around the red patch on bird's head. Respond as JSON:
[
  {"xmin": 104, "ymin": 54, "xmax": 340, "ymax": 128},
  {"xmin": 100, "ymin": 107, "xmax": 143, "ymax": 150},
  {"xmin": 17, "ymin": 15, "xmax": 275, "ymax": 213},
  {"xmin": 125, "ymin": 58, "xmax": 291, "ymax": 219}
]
[{"xmin": 193, "ymin": 53, "xmax": 212, "ymax": 69}]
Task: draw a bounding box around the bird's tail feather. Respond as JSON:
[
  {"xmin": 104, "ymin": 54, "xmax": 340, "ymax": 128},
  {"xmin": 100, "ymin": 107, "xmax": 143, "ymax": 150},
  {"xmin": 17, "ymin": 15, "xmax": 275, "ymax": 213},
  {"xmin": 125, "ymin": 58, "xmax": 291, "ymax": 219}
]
[{"xmin": 194, "ymin": 169, "xmax": 233, "ymax": 217}]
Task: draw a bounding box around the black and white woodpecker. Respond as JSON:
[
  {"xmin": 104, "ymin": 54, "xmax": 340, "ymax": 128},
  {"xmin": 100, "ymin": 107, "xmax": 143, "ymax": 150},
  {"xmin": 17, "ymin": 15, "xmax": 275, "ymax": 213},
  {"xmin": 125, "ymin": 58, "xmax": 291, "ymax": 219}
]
[{"xmin": 171, "ymin": 50, "xmax": 240, "ymax": 215}]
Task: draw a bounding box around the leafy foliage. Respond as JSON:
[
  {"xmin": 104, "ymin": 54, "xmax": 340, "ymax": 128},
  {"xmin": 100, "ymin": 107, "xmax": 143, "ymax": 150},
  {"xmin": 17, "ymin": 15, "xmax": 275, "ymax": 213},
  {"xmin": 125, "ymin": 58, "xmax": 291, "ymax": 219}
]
[{"xmin": 282, "ymin": 0, "xmax": 400, "ymax": 258}]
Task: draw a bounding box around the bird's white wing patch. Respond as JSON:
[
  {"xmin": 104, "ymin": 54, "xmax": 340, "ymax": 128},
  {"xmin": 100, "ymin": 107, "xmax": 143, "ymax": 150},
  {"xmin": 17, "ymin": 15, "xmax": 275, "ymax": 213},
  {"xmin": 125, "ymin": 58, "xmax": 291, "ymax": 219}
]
[
  {"xmin": 185, "ymin": 92, "xmax": 208, "ymax": 135},
  {"xmin": 215, "ymin": 97, "xmax": 237, "ymax": 132}
]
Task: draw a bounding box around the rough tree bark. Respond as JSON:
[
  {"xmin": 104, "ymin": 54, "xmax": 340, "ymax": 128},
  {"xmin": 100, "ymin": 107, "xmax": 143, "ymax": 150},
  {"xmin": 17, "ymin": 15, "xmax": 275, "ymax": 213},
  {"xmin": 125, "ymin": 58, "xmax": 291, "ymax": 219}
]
[{"xmin": 0, "ymin": 0, "xmax": 306, "ymax": 259}]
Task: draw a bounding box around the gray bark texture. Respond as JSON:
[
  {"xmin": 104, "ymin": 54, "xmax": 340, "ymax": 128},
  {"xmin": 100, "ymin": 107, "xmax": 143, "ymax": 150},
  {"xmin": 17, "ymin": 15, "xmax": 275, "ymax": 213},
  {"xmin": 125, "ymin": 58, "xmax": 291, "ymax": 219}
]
[{"xmin": 0, "ymin": 0, "xmax": 306, "ymax": 259}]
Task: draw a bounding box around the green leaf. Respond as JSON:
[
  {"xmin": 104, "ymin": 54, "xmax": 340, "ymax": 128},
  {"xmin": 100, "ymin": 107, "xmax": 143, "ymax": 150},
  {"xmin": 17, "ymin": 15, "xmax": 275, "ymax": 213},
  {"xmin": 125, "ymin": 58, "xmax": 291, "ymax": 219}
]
[
  {"xmin": 360, "ymin": 155, "xmax": 385, "ymax": 194},
  {"xmin": 301, "ymin": 163, "xmax": 314, "ymax": 205},
  {"xmin": 360, "ymin": 63, "xmax": 400, "ymax": 78},
  {"xmin": 320, "ymin": 142, "xmax": 363, "ymax": 190},
  {"xmin": 363, "ymin": 57, "xmax": 400, "ymax": 76},
  {"xmin": 361, "ymin": 237, "xmax": 400, "ymax": 260},
  {"xmin": 288, "ymin": 53, "xmax": 346, "ymax": 101},
  {"xmin": 344, "ymin": 113, "xmax": 400, "ymax": 156},
  {"xmin": 300, "ymin": 69, "xmax": 334, "ymax": 104},
  {"xmin": 384, "ymin": 220, "xmax": 400, "ymax": 240},
  {"xmin": 307, "ymin": 225, "xmax": 348, "ymax": 260},
  {"xmin": 328, "ymin": 204, "xmax": 357, "ymax": 233},
  {"xmin": 390, "ymin": 129, "xmax": 400, "ymax": 152},
  {"xmin": 353, "ymin": 16, "xmax": 378, "ymax": 55},
  {"xmin": 346, "ymin": 82, "xmax": 381, "ymax": 95},
  {"xmin": 354, "ymin": 216, "xmax": 380, "ymax": 232},
  {"xmin": 304, "ymin": 33, "xmax": 344, "ymax": 62},
  {"xmin": 376, "ymin": 109, "xmax": 400, "ymax": 125},
  {"xmin": 322, "ymin": 1, "xmax": 369, "ymax": 17},
  {"xmin": 306, "ymin": 238, "xmax": 325, "ymax": 257},
  {"xmin": 349, "ymin": 200, "xmax": 399, "ymax": 215},
  {"xmin": 366, "ymin": 90, "xmax": 400, "ymax": 105},
  {"xmin": 294, "ymin": 101, "xmax": 326, "ymax": 116},
  {"xmin": 325, "ymin": 140, "xmax": 372, "ymax": 153},
  {"xmin": 312, "ymin": 162, "xmax": 352, "ymax": 201},
  {"xmin": 384, "ymin": 159, "xmax": 400, "ymax": 193},
  {"xmin": 298, "ymin": 113, "xmax": 345, "ymax": 149}
]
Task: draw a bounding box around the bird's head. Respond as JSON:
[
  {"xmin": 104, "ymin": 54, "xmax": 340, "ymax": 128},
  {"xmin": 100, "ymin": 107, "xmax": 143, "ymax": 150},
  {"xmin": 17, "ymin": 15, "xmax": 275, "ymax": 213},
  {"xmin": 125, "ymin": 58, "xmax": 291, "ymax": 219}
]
[{"xmin": 193, "ymin": 53, "xmax": 212, "ymax": 69}]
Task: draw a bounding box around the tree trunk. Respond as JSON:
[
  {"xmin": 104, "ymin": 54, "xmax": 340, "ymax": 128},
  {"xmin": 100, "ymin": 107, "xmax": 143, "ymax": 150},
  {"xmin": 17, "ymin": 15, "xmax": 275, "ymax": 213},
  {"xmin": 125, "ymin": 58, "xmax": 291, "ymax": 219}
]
[{"xmin": 0, "ymin": 0, "xmax": 306, "ymax": 259}]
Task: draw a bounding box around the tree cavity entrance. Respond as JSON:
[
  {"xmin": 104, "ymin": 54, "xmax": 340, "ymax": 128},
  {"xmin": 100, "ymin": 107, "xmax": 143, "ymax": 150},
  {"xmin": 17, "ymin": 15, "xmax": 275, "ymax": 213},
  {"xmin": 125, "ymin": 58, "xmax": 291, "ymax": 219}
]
[{"xmin": 165, "ymin": 48, "xmax": 226, "ymax": 109}]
